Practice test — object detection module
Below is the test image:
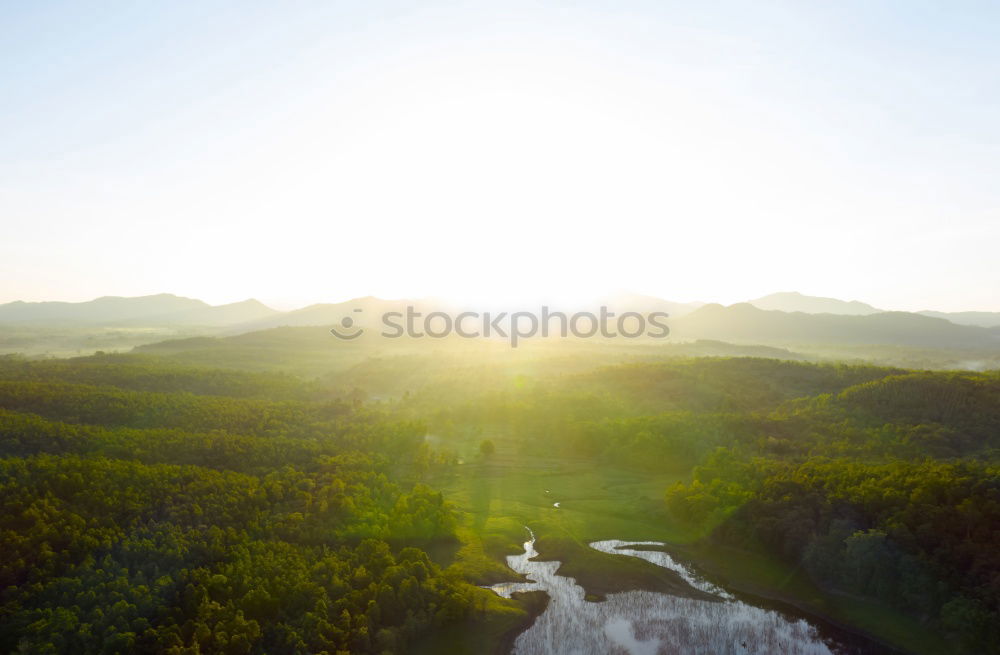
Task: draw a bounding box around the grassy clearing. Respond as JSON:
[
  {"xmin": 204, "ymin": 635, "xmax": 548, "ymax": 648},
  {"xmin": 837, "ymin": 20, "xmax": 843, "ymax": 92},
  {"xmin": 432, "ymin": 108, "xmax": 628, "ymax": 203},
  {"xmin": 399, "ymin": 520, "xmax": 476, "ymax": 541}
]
[
  {"xmin": 427, "ymin": 448, "xmax": 948, "ymax": 655},
  {"xmin": 410, "ymin": 588, "xmax": 547, "ymax": 655}
]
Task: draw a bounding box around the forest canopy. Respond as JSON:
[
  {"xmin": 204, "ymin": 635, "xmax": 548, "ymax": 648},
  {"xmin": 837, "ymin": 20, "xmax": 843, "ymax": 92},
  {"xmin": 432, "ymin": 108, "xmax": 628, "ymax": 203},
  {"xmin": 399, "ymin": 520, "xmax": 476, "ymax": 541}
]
[{"xmin": 1, "ymin": 354, "xmax": 998, "ymax": 654}]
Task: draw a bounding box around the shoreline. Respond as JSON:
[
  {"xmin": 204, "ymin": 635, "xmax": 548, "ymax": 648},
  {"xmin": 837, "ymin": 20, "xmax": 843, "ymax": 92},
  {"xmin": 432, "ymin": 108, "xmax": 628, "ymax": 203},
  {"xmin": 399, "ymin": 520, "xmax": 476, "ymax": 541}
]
[
  {"xmin": 493, "ymin": 590, "xmax": 550, "ymax": 655},
  {"xmin": 669, "ymin": 542, "xmax": 941, "ymax": 655}
]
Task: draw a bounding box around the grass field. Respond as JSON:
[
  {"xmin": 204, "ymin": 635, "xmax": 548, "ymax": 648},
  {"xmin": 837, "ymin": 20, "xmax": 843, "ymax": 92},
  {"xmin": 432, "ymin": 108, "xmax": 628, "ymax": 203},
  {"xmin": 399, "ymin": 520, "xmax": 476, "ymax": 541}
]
[{"xmin": 416, "ymin": 443, "xmax": 949, "ymax": 655}]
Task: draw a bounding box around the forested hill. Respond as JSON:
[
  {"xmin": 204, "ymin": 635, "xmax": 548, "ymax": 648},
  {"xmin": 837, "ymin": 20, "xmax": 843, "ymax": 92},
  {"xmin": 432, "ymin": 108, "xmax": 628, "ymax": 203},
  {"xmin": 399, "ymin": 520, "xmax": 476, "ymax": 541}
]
[
  {"xmin": 671, "ymin": 303, "xmax": 1000, "ymax": 348},
  {"xmin": 0, "ymin": 356, "xmax": 502, "ymax": 654}
]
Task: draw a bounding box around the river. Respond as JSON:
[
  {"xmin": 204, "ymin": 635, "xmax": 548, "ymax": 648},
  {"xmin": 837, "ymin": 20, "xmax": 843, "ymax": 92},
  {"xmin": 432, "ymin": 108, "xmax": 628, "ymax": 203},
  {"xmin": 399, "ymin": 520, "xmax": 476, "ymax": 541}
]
[{"xmin": 489, "ymin": 527, "xmax": 875, "ymax": 655}]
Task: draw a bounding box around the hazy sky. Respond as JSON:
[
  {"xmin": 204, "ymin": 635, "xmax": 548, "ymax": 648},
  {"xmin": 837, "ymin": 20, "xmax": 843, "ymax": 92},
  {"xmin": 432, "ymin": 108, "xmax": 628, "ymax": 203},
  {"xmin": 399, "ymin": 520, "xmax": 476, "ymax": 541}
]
[{"xmin": 2, "ymin": 1, "xmax": 999, "ymax": 311}]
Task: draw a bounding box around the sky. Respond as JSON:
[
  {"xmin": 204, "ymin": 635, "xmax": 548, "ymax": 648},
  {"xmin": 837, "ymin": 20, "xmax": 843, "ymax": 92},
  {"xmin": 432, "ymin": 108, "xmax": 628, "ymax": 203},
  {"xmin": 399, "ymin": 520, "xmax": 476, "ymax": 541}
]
[{"xmin": 2, "ymin": 0, "xmax": 999, "ymax": 312}]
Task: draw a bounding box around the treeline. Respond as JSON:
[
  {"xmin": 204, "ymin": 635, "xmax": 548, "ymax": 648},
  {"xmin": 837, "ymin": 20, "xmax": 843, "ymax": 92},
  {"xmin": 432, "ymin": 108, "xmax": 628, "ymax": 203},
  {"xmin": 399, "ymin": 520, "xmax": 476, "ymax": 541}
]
[
  {"xmin": 416, "ymin": 358, "xmax": 904, "ymax": 468},
  {"xmin": 662, "ymin": 367, "xmax": 1000, "ymax": 653},
  {"xmin": 571, "ymin": 358, "xmax": 900, "ymax": 413},
  {"xmin": 0, "ymin": 409, "xmax": 449, "ymax": 476},
  {"xmin": 0, "ymin": 380, "xmax": 352, "ymax": 436},
  {"xmin": 0, "ymin": 358, "xmax": 477, "ymax": 654},
  {"xmin": 0, "ymin": 354, "xmax": 321, "ymax": 400}
]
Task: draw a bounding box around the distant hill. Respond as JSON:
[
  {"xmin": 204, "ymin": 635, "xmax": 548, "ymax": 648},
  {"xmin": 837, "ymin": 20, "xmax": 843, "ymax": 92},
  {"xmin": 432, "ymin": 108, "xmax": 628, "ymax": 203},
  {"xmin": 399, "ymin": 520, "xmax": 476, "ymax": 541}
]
[
  {"xmin": 600, "ymin": 292, "xmax": 703, "ymax": 318},
  {"xmin": 4, "ymin": 290, "xmax": 998, "ymax": 343},
  {"xmin": 745, "ymin": 291, "xmax": 1000, "ymax": 328},
  {"xmin": 0, "ymin": 294, "xmax": 277, "ymax": 327},
  {"xmin": 748, "ymin": 291, "xmax": 881, "ymax": 315},
  {"xmin": 234, "ymin": 296, "xmax": 444, "ymax": 332},
  {"xmin": 146, "ymin": 299, "xmax": 279, "ymax": 326},
  {"xmin": 672, "ymin": 303, "xmax": 1000, "ymax": 349},
  {"xmin": 918, "ymin": 310, "xmax": 1000, "ymax": 328}
]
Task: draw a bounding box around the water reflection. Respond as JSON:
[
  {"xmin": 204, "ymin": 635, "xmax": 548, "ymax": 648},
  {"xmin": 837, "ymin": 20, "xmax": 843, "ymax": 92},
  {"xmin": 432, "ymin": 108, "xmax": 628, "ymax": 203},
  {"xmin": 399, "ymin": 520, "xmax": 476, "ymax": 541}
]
[
  {"xmin": 590, "ymin": 540, "xmax": 733, "ymax": 599},
  {"xmin": 490, "ymin": 528, "xmax": 839, "ymax": 655}
]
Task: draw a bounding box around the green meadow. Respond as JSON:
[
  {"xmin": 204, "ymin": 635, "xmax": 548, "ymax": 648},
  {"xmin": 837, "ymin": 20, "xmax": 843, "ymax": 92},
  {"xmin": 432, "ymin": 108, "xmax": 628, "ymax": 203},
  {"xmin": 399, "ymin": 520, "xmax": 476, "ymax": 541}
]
[{"xmin": 417, "ymin": 443, "xmax": 951, "ymax": 655}]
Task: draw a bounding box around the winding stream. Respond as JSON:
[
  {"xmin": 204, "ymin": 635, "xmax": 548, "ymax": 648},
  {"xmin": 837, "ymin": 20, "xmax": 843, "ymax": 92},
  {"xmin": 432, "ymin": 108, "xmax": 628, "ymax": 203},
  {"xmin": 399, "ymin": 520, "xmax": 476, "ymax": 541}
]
[{"xmin": 490, "ymin": 527, "xmax": 844, "ymax": 655}]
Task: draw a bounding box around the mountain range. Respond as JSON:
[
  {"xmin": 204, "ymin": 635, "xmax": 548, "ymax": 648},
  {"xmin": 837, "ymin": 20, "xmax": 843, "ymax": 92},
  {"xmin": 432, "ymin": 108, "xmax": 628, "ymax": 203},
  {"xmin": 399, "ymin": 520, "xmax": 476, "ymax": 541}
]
[
  {"xmin": 747, "ymin": 291, "xmax": 1000, "ymax": 327},
  {"xmin": 1, "ymin": 293, "xmax": 998, "ymax": 353},
  {"xmin": 0, "ymin": 294, "xmax": 277, "ymax": 326},
  {"xmin": 671, "ymin": 303, "xmax": 1000, "ymax": 349},
  {"xmin": 748, "ymin": 291, "xmax": 881, "ymax": 315}
]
